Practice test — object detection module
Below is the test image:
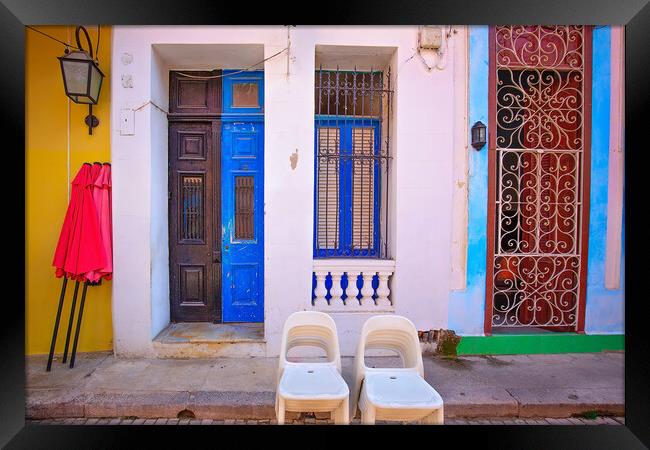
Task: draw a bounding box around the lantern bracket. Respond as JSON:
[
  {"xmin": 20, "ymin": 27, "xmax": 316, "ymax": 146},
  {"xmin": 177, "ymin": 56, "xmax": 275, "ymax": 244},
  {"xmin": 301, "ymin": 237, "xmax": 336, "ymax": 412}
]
[
  {"xmin": 75, "ymin": 26, "xmax": 99, "ymax": 135},
  {"xmin": 85, "ymin": 105, "xmax": 99, "ymax": 135},
  {"xmin": 75, "ymin": 26, "xmax": 94, "ymax": 60}
]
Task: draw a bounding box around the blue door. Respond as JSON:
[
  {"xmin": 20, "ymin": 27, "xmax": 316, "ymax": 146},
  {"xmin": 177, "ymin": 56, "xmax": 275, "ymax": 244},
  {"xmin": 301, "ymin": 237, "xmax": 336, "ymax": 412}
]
[{"xmin": 221, "ymin": 70, "xmax": 264, "ymax": 322}]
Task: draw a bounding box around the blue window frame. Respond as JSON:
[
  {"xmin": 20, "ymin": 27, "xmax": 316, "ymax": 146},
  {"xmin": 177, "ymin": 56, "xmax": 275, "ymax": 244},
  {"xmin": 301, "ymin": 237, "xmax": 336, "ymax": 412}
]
[{"xmin": 314, "ymin": 117, "xmax": 381, "ymax": 258}]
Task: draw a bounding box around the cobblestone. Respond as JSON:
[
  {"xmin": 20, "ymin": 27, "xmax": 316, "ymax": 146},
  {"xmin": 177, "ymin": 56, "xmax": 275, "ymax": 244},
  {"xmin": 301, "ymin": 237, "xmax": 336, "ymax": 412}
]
[{"xmin": 26, "ymin": 416, "xmax": 625, "ymax": 425}]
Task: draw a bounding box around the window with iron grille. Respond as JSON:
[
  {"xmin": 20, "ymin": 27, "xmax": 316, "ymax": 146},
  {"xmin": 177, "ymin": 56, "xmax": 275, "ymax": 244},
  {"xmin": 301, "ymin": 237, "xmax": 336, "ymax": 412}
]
[{"xmin": 314, "ymin": 68, "xmax": 392, "ymax": 258}]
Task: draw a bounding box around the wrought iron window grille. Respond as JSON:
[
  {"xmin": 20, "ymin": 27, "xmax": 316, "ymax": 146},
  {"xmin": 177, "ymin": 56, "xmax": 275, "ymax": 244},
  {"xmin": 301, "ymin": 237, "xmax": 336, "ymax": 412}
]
[{"xmin": 314, "ymin": 66, "xmax": 393, "ymax": 259}]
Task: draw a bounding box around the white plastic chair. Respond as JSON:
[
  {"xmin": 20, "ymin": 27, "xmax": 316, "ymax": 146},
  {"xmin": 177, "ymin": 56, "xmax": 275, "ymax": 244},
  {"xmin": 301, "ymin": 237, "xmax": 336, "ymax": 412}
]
[
  {"xmin": 275, "ymin": 311, "xmax": 350, "ymax": 425},
  {"xmin": 350, "ymin": 315, "xmax": 444, "ymax": 425}
]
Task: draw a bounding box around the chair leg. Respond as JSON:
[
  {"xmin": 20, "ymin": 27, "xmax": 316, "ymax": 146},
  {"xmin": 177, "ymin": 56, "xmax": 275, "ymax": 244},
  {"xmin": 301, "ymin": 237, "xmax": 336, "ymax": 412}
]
[
  {"xmin": 277, "ymin": 398, "xmax": 285, "ymax": 425},
  {"xmin": 350, "ymin": 402, "xmax": 358, "ymax": 421},
  {"xmin": 420, "ymin": 406, "xmax": 444, "ymax": 425},
  {"xmin": 435, "ymin": 406, "xmax": 444, "ymax": 424},
  {"xmin": 361, "ymin": 406, "xmax": 376, "ymax": 425},
  {"xmin": 334, "ymin": 398, "xmax": 349, "ymax": 425}
]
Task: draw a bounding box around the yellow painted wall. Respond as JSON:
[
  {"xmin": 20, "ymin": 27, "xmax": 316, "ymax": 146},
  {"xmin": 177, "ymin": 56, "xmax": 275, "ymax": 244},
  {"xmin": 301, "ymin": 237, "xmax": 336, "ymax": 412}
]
[{"xmin": 26, "ymin": 26, "xmax": 112, "ymax": 355}]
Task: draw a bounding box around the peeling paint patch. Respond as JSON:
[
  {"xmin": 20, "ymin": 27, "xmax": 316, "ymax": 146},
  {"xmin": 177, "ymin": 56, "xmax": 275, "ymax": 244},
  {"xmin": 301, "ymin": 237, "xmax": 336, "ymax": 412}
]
[{"xmin": 289, "ymin": 149, "xmax": 299, "ymax": 170}]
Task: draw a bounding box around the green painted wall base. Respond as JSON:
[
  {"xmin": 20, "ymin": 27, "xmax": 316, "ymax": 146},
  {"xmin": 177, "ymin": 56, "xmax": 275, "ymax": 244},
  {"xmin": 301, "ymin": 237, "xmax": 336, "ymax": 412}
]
[{"xmin": 457, "ymin": 334, "xmax": 624, "ymax": 355}]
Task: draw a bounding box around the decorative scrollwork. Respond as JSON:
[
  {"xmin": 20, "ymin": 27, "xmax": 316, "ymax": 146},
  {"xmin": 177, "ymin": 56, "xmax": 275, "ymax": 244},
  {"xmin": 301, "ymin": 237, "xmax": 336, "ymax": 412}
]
[
  {"xmin": 492, "ymin": 26, "xmax": 586, "ymax": 329},
  {"xmin": 496, "ymin": 69, "xmax": 583, "ymax": 150},
  {"xmin": 496, "ymin": 26, "xmax": 584, "ymax": 69},
  {"xmin": 492, "ymin": 255, "xmax": 579, "ymax": 327}
]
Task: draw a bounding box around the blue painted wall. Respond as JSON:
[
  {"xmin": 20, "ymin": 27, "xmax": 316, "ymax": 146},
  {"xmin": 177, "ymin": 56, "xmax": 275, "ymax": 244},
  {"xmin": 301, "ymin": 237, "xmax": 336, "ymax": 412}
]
[
  {"xmin": 448, "ymin": 26, "xmax": 489, "ymax": 335},
  {"xmin": 585, "ymin": 27, "xmax": 625, "ymax": 334},
  {"xmin": 448, "ymin": 26, "xmax": 624, "ymax": 336}
]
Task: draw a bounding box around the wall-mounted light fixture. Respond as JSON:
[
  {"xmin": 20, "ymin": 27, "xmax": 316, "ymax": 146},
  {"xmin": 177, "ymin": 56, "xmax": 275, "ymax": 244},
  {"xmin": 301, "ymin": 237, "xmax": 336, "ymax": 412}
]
[
  {"xmin": 58, "ymin": 26, "xmax": 104, "ymax": 135},
  {"xmin": 471, "ymin": 120, "xmax": 487, "ymax": 150}
]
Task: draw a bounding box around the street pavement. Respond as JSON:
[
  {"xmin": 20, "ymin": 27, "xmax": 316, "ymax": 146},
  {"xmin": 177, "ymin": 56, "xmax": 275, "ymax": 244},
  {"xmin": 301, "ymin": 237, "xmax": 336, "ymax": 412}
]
[{"xmin": 26, "ymin": 351, "xmax": 624, "ymax": 421}]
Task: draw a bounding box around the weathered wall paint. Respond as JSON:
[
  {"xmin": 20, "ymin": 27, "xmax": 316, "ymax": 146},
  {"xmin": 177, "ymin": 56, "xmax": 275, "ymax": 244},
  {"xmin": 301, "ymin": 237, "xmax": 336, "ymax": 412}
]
[
  {"xmin": 449, "ymin": 27, "xmax": 469, "ymax": 290},
  {"xmin": 585, "ymin": 26, "xmax": 625, "ymax": 334},
  {"xmin": 26, "ymin": 26, "xmax": 113, "ymax": 354},
  {"xmin": 447, "ymin": 26, "xmax": 489, "ymax": 336}
]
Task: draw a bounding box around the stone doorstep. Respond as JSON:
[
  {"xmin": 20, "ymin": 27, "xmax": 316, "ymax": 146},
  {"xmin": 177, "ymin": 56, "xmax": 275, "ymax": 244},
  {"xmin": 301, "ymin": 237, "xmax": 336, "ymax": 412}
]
[{"xmin": 26, "ymin": 389, "xmax": 623, "ymax": 421}]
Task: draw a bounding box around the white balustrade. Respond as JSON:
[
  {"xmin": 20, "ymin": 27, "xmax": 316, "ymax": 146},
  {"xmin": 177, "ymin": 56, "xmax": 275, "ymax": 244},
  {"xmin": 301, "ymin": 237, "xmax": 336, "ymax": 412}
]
[
  {"xmin": 329, "ymin": 271, "xmax": 344, "ymax": 304},
  {"xmin": 376, "ymin": 271, "xmax": 392, "ymax": 306},
  {"xmin": 313, "ymin": 270, "xmax": 329, "ymax": 306},
  {"xmin": 360, "ymin": 272, "xmax": 375, "ymax": 306},
  {"xmin": 344, "ymin": 273, "xmax": 360, "ymax": 306},
  {"xmin": 312, "ymin": 259, "xmax": 396, "ymax": 310}
]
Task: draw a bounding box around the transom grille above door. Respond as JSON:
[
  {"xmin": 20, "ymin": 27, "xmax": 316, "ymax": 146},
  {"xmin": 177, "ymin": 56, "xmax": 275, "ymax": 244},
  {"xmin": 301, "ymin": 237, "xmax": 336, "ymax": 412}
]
[{"xmin": 486, "ymin": 26, "xmax": 592, "ymax": 332}]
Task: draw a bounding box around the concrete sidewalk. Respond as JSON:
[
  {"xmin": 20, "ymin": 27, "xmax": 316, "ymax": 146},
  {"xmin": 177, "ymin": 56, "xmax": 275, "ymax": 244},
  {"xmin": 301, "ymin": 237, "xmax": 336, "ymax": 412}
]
[{"xmin": 26, "ymin": 352, "xmax": 624, "ymax": 420}]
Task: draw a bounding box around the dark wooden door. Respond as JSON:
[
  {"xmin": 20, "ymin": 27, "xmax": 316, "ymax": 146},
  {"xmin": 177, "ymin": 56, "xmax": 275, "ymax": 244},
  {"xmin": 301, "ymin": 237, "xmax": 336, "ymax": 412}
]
[{"xmin": 168, "ymin": 70, "xmax": 222, "ymax": 322}]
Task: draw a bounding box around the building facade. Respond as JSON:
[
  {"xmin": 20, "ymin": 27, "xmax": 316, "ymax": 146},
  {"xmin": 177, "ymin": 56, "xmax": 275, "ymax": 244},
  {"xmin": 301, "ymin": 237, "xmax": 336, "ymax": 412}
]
[{"xmin": 26, "ymin": 25, "xmax": 624, "ymax": 358}]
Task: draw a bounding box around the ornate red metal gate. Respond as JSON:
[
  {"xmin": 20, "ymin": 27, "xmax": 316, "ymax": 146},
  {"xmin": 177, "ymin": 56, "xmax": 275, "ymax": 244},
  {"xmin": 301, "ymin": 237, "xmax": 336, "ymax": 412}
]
[{"xmin": 485, "ymin": 26, "xmax": 592, "ymax": 333}]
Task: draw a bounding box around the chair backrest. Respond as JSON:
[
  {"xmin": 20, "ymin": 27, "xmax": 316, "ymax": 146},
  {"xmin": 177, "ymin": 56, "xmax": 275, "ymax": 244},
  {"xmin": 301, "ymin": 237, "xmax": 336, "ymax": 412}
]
[
  {"xmin": 278, "ymin": 311, "xmax": 342, "ymax": 378},
  {"xmin": 350, "ymin": 315, "xmax": 424, "ymax": 416},
  {"xmin": 357, "ymin": 315, "xmax": 423, "ymax": 375}
]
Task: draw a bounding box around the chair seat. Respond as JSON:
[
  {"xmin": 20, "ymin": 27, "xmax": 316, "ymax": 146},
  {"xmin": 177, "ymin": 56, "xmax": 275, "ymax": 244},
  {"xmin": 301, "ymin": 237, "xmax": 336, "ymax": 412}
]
[
  {"xmin": 278, "ymin": 364, "xmax": 349, "ymax": 400},
  {"xmin": 363, "ymin": 370, "xmax": 443, "ymax": 409}
]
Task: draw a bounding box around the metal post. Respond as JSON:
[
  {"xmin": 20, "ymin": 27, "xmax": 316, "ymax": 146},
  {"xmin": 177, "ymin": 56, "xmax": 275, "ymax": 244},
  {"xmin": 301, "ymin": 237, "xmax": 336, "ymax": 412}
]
[
  {"xmin": 69, "ymin": 282, "xmax": 89, "ymax": 369},
  {"xmin": 61, "ymin": 281, "xmax": 80, "ymax": 363},
  {"xmin": 46, "ymin": 277, "xmax": 68, "ymax": 371}
]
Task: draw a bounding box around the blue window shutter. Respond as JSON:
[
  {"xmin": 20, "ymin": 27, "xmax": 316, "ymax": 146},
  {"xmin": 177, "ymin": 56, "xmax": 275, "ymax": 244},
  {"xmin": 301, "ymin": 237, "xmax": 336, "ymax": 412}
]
[{"xmin": 314, "ymin": 120, "xmax": 381, "ymax": 258}]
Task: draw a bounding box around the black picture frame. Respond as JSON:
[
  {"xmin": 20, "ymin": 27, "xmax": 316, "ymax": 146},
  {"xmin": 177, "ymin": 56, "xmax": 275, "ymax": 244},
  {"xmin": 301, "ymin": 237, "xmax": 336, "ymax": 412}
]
[{"xmin": 3, "ymin": 0, "xmax": 648, "ymax": 447}]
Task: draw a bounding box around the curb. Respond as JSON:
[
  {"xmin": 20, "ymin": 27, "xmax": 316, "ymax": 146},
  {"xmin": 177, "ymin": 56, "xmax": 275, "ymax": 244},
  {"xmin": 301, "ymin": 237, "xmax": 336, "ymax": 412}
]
[{"xmin": 26, "ymin": 389, "xmax": 623, "ymax": 420}]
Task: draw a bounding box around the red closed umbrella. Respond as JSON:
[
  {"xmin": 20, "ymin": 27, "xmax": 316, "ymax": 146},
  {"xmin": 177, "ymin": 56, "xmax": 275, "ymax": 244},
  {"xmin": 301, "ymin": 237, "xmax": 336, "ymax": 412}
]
[
  {"xmin": 48, "ymin": 162, "xmax": 107, "ymax": 371},
  {"xmin": 86, "ymin": 163, "xmax": 112, "ymax": 283},
  {"xmin": 52, "ymin": 163, "xmax": 106, "ymax": 281}
]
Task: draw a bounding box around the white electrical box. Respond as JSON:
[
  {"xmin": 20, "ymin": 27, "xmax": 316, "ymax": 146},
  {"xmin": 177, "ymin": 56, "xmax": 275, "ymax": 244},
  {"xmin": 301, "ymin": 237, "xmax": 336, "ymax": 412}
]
[
  {"xmin": 119, "ymin": 108, "xmax": 135, "ymax": 135},
  {"xmin": 420, "ymin": 26, "xmax": 442, "ymax": 50}
]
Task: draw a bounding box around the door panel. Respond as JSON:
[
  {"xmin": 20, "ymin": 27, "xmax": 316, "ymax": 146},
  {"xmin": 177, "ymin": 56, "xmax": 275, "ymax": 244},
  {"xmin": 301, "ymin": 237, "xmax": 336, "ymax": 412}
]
[
  {"xmin": 169, "ymin": 70, "xmax": 220, "ymax": 115},
  {"xmin": 222, "ymin": 121, "xmax": 264, "ymax": 322},
  {"xmin": 169, "ymin": 121, "xmax": 220, "ymax": 322}
]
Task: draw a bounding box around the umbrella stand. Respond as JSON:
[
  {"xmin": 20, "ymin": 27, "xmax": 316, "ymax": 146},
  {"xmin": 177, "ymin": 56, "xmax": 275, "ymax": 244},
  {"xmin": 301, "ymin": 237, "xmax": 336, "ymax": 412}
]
[
  {"xmin": 69, "ymin": 281, "xmax": 89, "ymax": 369},
  {"xmin": 46, "ymin": 277, "xmax": 68, "ymax": 371},
  {"xmin": 61, "ymin": 281, "xmax": 81, "ymax": 363}
]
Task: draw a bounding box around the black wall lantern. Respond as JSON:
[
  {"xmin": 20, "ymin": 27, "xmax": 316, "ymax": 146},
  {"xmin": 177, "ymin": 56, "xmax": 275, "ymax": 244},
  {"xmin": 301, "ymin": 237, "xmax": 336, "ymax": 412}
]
[
  {"xmin": 471, "ymin": 120, "xmax": 487, "ymax": 150},
  {"xmin": 58, "ymin": 26, "xmax": 104, "ymax": 135}
]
